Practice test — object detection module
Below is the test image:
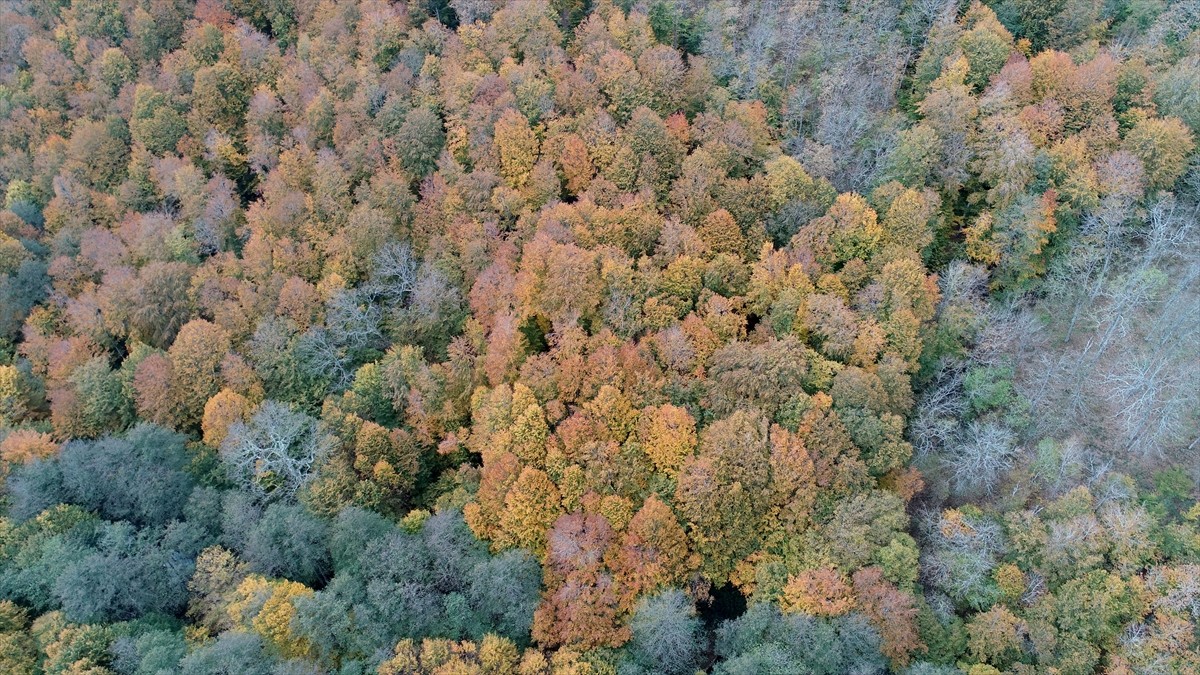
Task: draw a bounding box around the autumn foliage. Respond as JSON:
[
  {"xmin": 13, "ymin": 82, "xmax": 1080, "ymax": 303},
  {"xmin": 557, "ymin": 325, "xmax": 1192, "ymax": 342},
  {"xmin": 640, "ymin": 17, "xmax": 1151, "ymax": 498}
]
[{"xmin": 0, "ymin": 0, "xmax": 1197, "ymax": 672}]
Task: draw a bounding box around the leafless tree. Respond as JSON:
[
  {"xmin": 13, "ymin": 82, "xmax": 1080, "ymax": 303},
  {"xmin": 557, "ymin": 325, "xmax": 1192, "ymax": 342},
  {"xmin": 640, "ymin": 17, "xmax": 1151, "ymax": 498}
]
[
  {"xmin": 1149, "ymin": 564, "xmax": 1200, "ymax": 620},
  {"xmin": 220, "ymin": 401, "xmax": 333, "ymax": 501},
  {"xmin": 322, "ymin": 288, "xmax": 386, "ymax": 372},
  {"xmin": 901, "ymin": 0, "xmax": 956, "ymax": 46},
  {"xmin": 909, "ymin": 364, "xmax": 965, "ymax": 460},
  {"xmin": 369, "ymin": 241, "xmax": 420, "ymax": 305},
  {"xmin": 917, "ymin": 507, "xmax": 1007, "ymax": 606},
  {"xmin": 449, "ymin": 0, "xmax": 500, "ymax": 24},
  {"xmin": 295, "ymin": 327, "xmax": 354, "ymax": 389},
  {"xmin": 945, "ymin": 421, "xmax": 1017, "ymax": 497}
]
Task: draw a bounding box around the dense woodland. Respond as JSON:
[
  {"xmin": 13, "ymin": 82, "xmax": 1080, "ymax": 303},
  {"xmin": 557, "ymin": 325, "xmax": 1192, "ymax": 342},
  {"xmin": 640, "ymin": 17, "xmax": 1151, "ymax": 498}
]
[{"xmin": 0, "ymin": 0, "xmax": 1198, "ymax": 672}]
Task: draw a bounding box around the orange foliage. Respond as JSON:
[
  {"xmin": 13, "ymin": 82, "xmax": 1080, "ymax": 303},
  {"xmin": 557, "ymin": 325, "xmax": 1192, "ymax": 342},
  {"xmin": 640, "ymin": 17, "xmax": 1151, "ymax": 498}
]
[
  {"xmin": 852, "ymin": 567, "xmax": 924, "ymax": 667},
  {"xmin": 782, "ymin": 568, "xmax": 855, "ymax": 617}
]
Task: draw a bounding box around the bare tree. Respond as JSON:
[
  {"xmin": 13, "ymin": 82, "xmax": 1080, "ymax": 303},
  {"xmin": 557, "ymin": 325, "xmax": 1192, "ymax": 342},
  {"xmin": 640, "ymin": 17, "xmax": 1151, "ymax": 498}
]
[
  {"xmin": 294, "ymin": 327, "xmax": 354, "ymax": 390},
  {"xmin": 369, "ymin": 241, "xmax": 420, "ymax": 304},
  {"xmin": 918, "ymin": 508, "xmax": 1006, "ymax": 607},
  {"xmin": 909, "ymin": 363, "xmax": 966, "ymax": 460},
  {"xmin": 449, "ymin": 0, "xmax": 500, "ymax": 24},
  {"xmin": 220, "ymin": 401, "xmax": 333, "ymax": 501},
  {"xmin": 945, "ymin": 421, "xmax": 1017, "ymax": 497}
]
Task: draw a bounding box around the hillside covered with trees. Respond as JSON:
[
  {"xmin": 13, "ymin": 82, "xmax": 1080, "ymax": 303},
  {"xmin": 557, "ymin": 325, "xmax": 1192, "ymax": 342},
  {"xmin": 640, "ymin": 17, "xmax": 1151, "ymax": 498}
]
[{"xmin": 0, "ymin": 0, "xmax": 1197, "ymax": 672}]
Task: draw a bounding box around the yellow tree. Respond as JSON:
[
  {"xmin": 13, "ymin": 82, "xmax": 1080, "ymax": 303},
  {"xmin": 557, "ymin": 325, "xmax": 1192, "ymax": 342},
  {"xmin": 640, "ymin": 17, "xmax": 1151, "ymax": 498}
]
[
  {"xmin": 766, "ymin": 424, "xmax": 818, "ymax": 540},
  {"xmin": 795, "ymin": 193, "xmax": 883, "ymax": 270},
  {"xmin": 168, "ymin": 319, "xmax": 231, "ymax": 429},
  {"xmin": 966, "ymin": 604, "xmax": 1025, "ymax": 667},
  {"xmin": 1123, "ymin": 114, "xmax": 1195, "ymax": 190},
  {"xmin": 227, "ymin": 576, "xmax": 315, "ymax": 660},
  {"xmin": 635, "ymin": 403, "xmax": 696, "ymax": 477},
  {"xmin": 696, "ymin": 209, "xmax": 745, "ymax": 257},
  {"xmin": 352, "ymin": 420, "xmax": 421, "ymax": 509},
  {"xmin": 782, "ymin": 568, "xmax": 855, "ymax": 617},
  {"xmin": 495, "ymin": 109, "xmax": 540, "ymax": 189},
  {"xmin": 764, "ymin": 155, "xmax": 834, "ymax": 212},
  {"xmin": 875, "ymin": 183, "xmax": 938, "ymax": 255},
  {"xmin": 556, "ymin": 132, "xmax": 594, "ymax": 195},
  {"xmin": 0, "ymin": 365, "xmax": 38, "ymax": 426},
  {"xmin": 202, "ymin": 389, "xmax": 253, "ymax": 447},
  {"xmin": 673, "ymin": 456, "xmax": 759, "ymax": 586},
  {"xmin": 496, "ymin": 467, "xmax": 563, "ymax": 556}
]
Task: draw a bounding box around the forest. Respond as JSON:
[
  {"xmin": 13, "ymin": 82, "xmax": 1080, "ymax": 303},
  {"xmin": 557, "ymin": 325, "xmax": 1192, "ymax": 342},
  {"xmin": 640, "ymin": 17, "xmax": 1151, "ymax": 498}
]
[{"xmin": 0, "ymin": 0, "xmax": 1197, "ymax": 672}]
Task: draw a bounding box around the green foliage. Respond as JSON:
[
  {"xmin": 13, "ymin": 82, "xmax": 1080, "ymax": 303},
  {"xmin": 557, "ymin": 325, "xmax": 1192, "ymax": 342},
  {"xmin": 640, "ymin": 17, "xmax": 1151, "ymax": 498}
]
[
  {"xmin": 1148, "ymin": 467, "xmax": 1194, "ymax": 518},
  {"xmin": 9, "ymin": 424, "xmax": 193, "ymax": 525},
  {"xmin": 713, "ymin": 603, "xmax": 886, "ymax": 675},
  {"xmin": 189, "ymin": 62, "xmax": 251, "ymax": 137},
  {"xmin": 178, "ymin": 631, "xmax": 277, "ymax": 675},
  {"xmin": 292, "ymin": 509, "xmax": 541, "ymax": 666},
  {"xmin": 620, "ymin": 589, "xmax": 703, "ymax": 675},
  {"xmin": 394, "ymin": 107, "xmax": 445, "ymax": 179},
  {"xmin": 648, "ymin": 1, "xmax": 706, "ymax": 55},
  {"xmin": 241, "ymin": 503, "xmax": 330, "ymax": 586},
  {"xmin": 131, "ymin": 86, "xmax": 187, "ymax": 155},
  {"xmin": 0, "ymin": 262, "xmax": 49, "ymax": 341}
]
